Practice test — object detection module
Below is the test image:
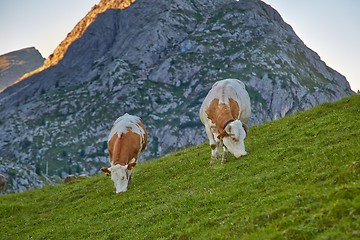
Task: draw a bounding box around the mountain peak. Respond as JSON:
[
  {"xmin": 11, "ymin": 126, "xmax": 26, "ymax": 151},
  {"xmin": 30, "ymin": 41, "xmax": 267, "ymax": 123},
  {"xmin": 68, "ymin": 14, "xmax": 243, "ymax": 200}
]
[
  {"xmin": 21, "ymin": 0, "xmax": 136, "ymax": 80},
  {"xmin": 0, "ymin": 47, "xmax": 44, "ymax": 90}
]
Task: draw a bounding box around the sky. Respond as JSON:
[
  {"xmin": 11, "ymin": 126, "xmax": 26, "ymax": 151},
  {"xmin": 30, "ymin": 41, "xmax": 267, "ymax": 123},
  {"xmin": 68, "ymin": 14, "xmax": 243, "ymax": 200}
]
[
  {"xmin": 0, "ymin": 0, "xmax": 359, "ymax": 92},
  {"xmin": 262, "ymin": 0, "xmax": 360, "ymax": 92}
]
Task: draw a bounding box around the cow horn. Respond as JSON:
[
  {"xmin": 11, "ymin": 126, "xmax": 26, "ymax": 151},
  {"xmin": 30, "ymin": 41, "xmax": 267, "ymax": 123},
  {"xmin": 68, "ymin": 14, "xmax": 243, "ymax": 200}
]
[
  {"xmin": 127, "ymin": 162, "xmax": 137, "ymax": 170},
  {"xmin": 242, "ymin": 123, "xmax": 249, "ymax": 135}
]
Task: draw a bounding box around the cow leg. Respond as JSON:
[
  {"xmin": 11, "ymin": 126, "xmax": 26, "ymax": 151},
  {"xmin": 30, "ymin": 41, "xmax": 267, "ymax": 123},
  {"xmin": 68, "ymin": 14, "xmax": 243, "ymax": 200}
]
[
  {"xmin": 222, "ymin": 146, "xmax": 229, "ymax": 164},
  {"xmin": 205, "ymin": 125, "xmax": 221, "ymax": 163},
  {"xmin": 210, "ymin": 142, "xmax": 221, "ymax": 164}
]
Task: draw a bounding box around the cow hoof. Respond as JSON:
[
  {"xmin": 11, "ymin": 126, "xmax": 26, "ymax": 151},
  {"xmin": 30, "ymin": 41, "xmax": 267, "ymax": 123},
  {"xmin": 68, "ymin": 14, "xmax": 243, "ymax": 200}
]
[
  {"xmin": 222, "ymin": 151, "xmax": 228, "ymax": 164},
  {"xmin": 210, "ymin": 157, "xmax": 218, "ymax": 164},
  {"xmin": 221, "ymin": 159, "xmax": 227, "ymax": 164}
]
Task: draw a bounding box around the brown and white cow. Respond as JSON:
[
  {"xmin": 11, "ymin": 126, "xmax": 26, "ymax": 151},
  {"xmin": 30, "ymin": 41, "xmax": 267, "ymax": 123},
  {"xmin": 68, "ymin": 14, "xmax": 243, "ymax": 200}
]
[
  {"xmin": 199, "ymin": 79, "xmax": 251, "ymax": 164},
  {"xmin": 101, "ymin": 113, "xmax": 148, "ymax": 193}
]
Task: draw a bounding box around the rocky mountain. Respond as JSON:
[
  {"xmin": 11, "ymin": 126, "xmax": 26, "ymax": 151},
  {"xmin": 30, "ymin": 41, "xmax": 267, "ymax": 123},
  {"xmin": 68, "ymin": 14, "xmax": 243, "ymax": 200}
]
[
  {"xmin": 0, "ymin": 47, "xmax": 44, "ymax": 90},
  {"xmin": 0, "ymin": 0, "xmax": 353, "ymax": 193}
]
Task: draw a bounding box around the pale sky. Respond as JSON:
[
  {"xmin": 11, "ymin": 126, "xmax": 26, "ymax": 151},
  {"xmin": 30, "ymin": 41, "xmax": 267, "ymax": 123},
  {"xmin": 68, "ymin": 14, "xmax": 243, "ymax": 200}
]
[
  {"xmin": 0, "ymin": 0, "xmax": 359, "ymax": 91},
  {"xmin": 262, "ymin": 0, "xmax": 360, "ymax": 92}
]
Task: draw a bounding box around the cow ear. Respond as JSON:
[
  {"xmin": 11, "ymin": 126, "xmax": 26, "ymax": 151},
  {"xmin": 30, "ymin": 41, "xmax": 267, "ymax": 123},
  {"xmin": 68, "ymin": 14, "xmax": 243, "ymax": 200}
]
[
  {"xmin": 217, "ymin": 130, "xmax": 228, "ymax": 140},
  {"xmin": 127, "ymin": 162, "xmax": 137, "ymax": 170},
  {"xmin": 225, "ymin": 124, "xmax": 232, "ymax": 133},
  {"xmin": 101, "ymin": 167, "xmax": 111, "ymax": 175}
]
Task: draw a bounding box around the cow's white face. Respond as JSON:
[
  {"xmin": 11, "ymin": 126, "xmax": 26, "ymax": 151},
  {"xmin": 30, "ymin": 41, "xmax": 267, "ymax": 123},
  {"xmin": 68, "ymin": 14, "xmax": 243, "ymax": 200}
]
[
  {"xmin": 110, "ymin": 164, "xmax": 130, "ymax": 193},
  {"xmin": 222, "ymin": 120, "xmax": 247, "ymax": 158},
  {"xmin": 102, "ymin": 163, "xmax": 136, "ymax": 194}
]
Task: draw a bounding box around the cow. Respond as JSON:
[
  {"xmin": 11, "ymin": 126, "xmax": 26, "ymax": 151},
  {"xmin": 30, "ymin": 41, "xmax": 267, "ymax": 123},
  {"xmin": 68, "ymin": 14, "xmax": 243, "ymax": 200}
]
[
  {"xmin": 101, "ymin": 113, "xmax": 148, "ymax": 193},
  {"xmin": 199, "ymin": 79, "xmax": 251, "ymax": 164}
]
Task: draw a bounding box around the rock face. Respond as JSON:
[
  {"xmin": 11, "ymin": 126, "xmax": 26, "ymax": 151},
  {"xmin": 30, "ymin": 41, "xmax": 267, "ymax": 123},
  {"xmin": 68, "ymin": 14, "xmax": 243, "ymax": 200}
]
[
  {"xmin": 0, "ymin": 174, "xmax": 6, "ymax": 193},
  {"xmin": 0, "ymin": 47, "xmax": 44, "ymax": 90},
  {"xmin": 0, "ymin": 0, "xmax": 353, "ymax": 193}
]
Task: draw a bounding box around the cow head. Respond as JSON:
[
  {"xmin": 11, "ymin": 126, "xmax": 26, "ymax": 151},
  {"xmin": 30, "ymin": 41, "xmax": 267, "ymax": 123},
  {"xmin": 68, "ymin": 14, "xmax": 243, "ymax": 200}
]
[
  {"xmin": 101, "ymin": 162, "xmax": 136, "ymax": 193},
  {"xmin": 218, "ymin": 120, "xmax": 247, "ymax": 158}
]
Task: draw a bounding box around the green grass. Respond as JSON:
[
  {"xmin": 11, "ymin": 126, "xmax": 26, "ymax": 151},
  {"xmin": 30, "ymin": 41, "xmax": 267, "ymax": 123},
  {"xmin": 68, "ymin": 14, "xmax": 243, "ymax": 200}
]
[{"xmin": 1, "ymin": 95, "xmax": 359, "ymax": 239}]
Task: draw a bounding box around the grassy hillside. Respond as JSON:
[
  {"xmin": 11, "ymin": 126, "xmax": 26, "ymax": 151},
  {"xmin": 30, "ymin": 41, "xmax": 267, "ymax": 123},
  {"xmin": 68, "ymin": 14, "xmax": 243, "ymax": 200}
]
[{"xmin": 1, "ymin": 95, "xmax": 359, "ymax": 240}]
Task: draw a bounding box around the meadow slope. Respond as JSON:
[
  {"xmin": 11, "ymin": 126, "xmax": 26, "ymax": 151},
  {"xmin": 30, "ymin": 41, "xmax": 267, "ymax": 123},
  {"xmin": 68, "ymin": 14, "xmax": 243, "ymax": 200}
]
[{"xmin": 1, "ymin": 94, "xmax": 359, "ymax": 240}]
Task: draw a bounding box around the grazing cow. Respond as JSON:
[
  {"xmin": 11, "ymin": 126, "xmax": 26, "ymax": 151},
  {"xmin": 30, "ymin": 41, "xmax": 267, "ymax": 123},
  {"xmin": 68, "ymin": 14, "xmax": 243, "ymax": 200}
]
[
  {"xmin": 199, "ymin": 79, "xmax": 251, "ymax": 164},
  {"xmin": 101, "ymin": 113, "xmax": 147, "ymax": 193}
]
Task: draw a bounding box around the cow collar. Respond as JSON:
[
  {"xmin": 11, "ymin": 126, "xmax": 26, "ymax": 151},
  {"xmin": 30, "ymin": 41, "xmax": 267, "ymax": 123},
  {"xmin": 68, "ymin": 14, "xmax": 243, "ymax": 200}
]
[
  {"xmin": 223, "ymin": 119, "xmax": 234, "ymax": 129},
  {"xmin": 218, "ymin": 119, "xmax": 235, "ymax": 141}
]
